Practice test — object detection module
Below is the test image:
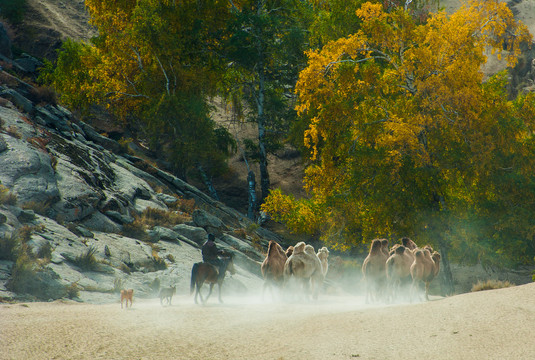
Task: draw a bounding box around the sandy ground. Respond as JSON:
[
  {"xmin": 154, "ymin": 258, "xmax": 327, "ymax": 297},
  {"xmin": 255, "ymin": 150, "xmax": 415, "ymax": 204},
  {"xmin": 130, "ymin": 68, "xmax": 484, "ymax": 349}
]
[{"xmin": 1, "ymin": 283, "xmax": 535, "ymax": 360}]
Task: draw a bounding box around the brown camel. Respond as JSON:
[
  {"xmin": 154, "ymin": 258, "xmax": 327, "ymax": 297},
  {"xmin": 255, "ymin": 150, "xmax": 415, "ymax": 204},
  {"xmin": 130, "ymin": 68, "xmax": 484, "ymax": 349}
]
[
  {"xmin": 386, "ymin": 245, "xmax": 414, "ymax": 302},
  {"xmin": 316, "ymin": 247, "xmax": 330, "ymax": 276},
  {"xmin": 410, "ymin": 248, "xmax": 441, "ymax": 301},
  {"xmin": 362, "ymin": 239, "xmax": 388, "ymax": 303},
  {"xmin": 261, "ymin": 240, "xmax": 288, "ymax": 299},
  {"xmin": 401, "ymin": 237, "xmax": 418, "ymax": 251}
]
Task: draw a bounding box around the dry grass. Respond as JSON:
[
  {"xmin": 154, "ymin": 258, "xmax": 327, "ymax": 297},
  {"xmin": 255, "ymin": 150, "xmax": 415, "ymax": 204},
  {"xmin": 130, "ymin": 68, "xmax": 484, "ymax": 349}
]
[
  {"xmin": 21, "ymin": 200, "xmax": 53, "ymax": 216},
  {"xmin": 138, "ymin": 207, "xmax": 191, "ymax": 227},
  {"xmin": 73, "ymin": 245, "xmax": 99, "ymax": 271},
  {"xmin": 28, "ymin": 86, "xmax": 57, "ymax": 105},
  {"xmin": 0, "ymin": 185, "xmax": 17, "ymax": 205},
  {"xmin": 471, "ymin": 279, "xmax": 515, "ymax": 292}
]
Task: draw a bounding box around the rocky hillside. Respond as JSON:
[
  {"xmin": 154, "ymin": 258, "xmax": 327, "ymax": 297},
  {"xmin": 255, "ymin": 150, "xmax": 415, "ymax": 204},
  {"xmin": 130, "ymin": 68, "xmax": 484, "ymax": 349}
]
[{"xmin": 0, "ymin": 65, "xmax": 291, "ymax": 302}]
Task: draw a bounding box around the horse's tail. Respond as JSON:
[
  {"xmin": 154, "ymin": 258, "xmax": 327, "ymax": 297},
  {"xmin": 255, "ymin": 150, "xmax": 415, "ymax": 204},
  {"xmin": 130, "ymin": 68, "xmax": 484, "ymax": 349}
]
[{"xmin": 190, "ymin": 263, "xmax": 199, "ymax": 295}]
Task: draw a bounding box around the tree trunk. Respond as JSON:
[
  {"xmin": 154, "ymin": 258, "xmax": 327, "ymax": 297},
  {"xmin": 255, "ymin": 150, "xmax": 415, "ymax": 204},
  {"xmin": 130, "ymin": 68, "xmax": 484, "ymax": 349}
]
[
  {"xmin": 197, "ymin": 164, "xmax": 219, "ymax": 201},
  {"xmin": 437, "ymin": 236, "xmax": 455, "ymax": 296},
  {"xmin": 247, "ymin": 170, "xmax": 257, "ymax": 220},
  {"xmin": 255, "ymin": 40, "xmax": 270, "ymax": 203}
]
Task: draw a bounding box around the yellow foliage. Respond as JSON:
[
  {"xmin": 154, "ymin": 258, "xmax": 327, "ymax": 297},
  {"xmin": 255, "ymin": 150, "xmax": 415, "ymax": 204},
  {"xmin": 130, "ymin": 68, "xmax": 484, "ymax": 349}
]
[{"xmin": 266, "ymin": 0, "xmax": 534, "ymax": 250}]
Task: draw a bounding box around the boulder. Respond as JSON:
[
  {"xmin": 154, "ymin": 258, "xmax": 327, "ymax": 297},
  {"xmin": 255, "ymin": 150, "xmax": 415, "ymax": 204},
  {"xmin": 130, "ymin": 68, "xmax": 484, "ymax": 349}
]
[
  {"xmin": 148, "ymin": 226, "xmax": 179, "ymax": 243},
  {"xmin": 172, "ymin": 224, "xmax": 207, "ymax": 247},
  {"xmin": 0, "ymin": 88, "xmax": 33, "ymax": 113},
  {"xmin": 0, "ymin": 135, "xmax": 59, "ymax": 205}
]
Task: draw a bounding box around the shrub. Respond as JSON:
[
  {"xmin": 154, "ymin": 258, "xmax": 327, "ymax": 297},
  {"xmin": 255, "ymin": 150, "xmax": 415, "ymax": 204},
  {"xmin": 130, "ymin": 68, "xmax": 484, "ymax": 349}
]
[
  {"xmin": 37, "ymin": 241, "xmax": 52, "ymax": 260},
  {"xmin": 121, "ymin": 219, "xmax": 149, "ymax": 241},
  {"xmin": 5, "ymin": 253, "xmax": 37, "ymax": 293},
  {"xmin": 73, "ymin": 245, "xmax": 98, "ymax": 271},
  {"xmin": 0, "ymin": 185, "xmax": 17, "ymax": 205},
  {"xmin": 21, "ymin": 200, "xmax": 53, "ymax": 216},
  {"xmin": 65, "ymin": 282, "xmax": 80, "ymax": 299},
  {"xmin": 5, "ymin": 125, "xmax": 21, "ymax": 139},
  {"xmin": 471, "ymin": 279, "xmax": 514, "ymax": 292},
  {"xmin": 0, "ymin": 232, "xmax": 19, "ymax": 261},
  {"xmin": 113, "ymin": 278, "xmax": 123, "ymax": 293},
  {"xmin": 139, "ymin": 207, "xmax": 190, "ymax": 227},
  {"xmin": 28, "ymin": 86, "xmax": 57, "ymax": 105}
]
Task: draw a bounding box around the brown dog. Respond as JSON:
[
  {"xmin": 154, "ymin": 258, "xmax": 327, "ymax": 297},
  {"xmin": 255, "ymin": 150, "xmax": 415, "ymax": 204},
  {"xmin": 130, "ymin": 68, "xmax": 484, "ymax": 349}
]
[{"xmin": 121, "ymin": 289, "xmax": 133, "ymax": 308}]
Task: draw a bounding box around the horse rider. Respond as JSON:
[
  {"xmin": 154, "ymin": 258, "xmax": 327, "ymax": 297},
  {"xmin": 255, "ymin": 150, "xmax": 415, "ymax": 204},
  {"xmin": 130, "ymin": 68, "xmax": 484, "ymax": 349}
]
[{"xmin": 201, "ymin": 233, "xmax": 226, "ymax": 279}]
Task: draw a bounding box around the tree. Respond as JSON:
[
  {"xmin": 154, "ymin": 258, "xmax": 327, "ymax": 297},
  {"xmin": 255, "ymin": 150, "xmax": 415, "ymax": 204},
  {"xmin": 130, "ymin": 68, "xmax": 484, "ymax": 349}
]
[
  {"xmin": 44, "ymin": 0, "xmax": 236, "ymax": 188},
  {"xmin": 222, "ymin": 0, "xmax": 312, "ymax": 207},
  {"xmin": 262, "ymin": 0, "xmax": 534, "ymax": 294}
]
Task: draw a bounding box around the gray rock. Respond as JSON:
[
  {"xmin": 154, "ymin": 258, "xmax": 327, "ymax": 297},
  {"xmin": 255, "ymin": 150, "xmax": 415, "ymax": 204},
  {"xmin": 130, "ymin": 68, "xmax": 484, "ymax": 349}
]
[
  {"xmin": 0, "ymin": 89, "xmax": 33, "ymax": 113},
  {"xmin": 219, "ymin": 234, "xmax": 264, "ymax": 261},
  {"xmin": 156, "ymin": 193, "xmax": 178, "ymax": 205},
  {"xmin": 0, "ymin": 135, "xmax": 59, "ymax": 205},
  {"xmin": 172, "ymin": 224, "xmax": 207, "ymax": 246},
  {"xmin": 148, "ymin": 226, "xmax": 179, "ymax": 242},
  {"xmin": 14, "ymin": 54, "xmax": 43, "ymax": 73},
  {"xmin": 17, "ymin": 209, "xmax": 35, "ymax": 222},
  {"xmin": 79, "ymin": 122, "xmax": 122, "ymax": 153},
  {"xmin": 33, "ymin": 105, "xmax": 70, "ymax": 132},
  {"xmin": 75, "ymin": 225, "xmax": 94, "ymax": 238},
  {"xmin": 192, "ymin": 209, "xmax": 225, "ymax": 232},
  {"xmin": 105, "ymin": 210, "xmax": 134, "ymax": 225},
  {"xmin": 81, "ymin": 211, "xmax": 122, "ymax": 233}
]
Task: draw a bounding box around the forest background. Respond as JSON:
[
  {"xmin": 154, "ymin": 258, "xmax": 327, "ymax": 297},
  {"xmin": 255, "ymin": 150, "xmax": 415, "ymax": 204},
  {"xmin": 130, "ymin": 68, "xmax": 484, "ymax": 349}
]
[{"xmin": 5, "ymin": 0, "xmax": 535, "ymax": 293}]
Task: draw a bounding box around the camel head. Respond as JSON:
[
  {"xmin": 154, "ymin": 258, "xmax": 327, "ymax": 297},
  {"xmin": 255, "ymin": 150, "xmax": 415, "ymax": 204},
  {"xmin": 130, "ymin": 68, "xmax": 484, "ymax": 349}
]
[
  {"xmin": 394, "ymin": 245, "xmax": 406, "ymax": 255},
  {"xmin": 370, "ymin": 239, "xmax": 382, "ymax": 253}
]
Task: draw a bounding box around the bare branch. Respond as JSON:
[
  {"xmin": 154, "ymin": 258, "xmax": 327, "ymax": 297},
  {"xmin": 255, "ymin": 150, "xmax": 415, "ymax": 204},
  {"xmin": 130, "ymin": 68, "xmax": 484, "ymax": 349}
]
[{"xmin": 156, "ymin": 55, "xmax": 170, "ymax": 96}]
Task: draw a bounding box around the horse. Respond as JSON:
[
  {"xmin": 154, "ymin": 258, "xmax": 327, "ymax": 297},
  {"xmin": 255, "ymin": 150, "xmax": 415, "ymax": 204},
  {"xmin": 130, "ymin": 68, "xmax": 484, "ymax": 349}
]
[
  {"xmin": 261, "ymin": 240, "xmax": 288, "ymax": 299},
  {"xmin": 190, "ymin": 254, "xmax": 236, "ymax": 304}
]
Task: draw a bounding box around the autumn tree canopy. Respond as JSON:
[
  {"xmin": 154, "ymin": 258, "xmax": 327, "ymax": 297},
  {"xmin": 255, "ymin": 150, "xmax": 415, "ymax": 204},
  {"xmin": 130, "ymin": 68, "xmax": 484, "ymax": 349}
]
[
  {"xmin": 263, "ymin": 1, "xmax": 535, "ymax": 271},
  {"xmin": 43, "ymin": 0, "xmax": 235, "ymax": 181}
]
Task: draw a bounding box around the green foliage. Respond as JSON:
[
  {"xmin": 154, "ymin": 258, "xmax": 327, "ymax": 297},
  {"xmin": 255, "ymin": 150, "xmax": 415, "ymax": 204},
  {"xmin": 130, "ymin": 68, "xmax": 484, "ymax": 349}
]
[
  {"xmin": 38, "ymin": 40, "xmax": 99, "ymax": 112},
  {"xmin": 143, "ymin": 94, "xmax": 235, "ymax": 179},
  {"xmin": 0, "ymin": 0, "xmax": 27, "ymax": 24},
  {"xmin": 264, "ymin": 1, "xmax": 535, "ymax": 266}
]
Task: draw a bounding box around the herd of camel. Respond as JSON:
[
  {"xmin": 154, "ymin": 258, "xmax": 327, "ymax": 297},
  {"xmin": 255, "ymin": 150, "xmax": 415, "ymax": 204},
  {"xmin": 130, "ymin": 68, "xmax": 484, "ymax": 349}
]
[{"xmin": 261, "ymin": 237, "xmax": 441, "ymax": 303}]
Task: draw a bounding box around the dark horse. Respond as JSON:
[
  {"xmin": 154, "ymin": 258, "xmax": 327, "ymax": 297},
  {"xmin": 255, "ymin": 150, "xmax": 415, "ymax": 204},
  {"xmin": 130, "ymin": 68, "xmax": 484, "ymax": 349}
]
[{"xmin": 190, "ymin": 254, "xmax": 236, "ymax": 304}]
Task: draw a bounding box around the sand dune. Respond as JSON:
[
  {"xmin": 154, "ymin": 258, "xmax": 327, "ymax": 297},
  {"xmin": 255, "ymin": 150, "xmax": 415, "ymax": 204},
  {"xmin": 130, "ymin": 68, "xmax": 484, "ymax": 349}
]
[{"xmin": 1, "ymin": 283, "xmax": 535, "ymax": 359}]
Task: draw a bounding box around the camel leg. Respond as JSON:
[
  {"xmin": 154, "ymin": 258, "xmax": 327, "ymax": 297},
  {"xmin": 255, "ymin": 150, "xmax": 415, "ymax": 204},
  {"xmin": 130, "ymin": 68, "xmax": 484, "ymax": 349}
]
[
  {"xmin": 425, "ymin": 281, "xmax": 430, "ymax": 301},
  {"xmin": 410, "ymin": 280, "xmax": 417, "ymax": 303}
]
